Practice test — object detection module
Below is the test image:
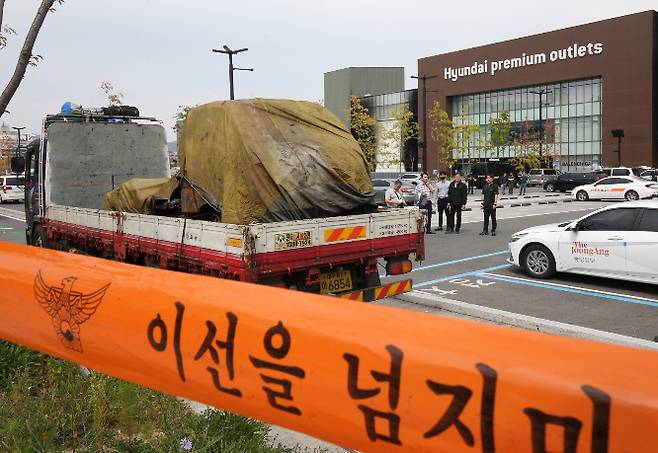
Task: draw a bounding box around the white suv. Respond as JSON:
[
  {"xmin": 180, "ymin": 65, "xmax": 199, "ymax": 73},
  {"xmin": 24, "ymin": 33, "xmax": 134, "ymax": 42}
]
[{"xmin": 0, "ymin": 174, "xmax": 25, "ymax": 203}]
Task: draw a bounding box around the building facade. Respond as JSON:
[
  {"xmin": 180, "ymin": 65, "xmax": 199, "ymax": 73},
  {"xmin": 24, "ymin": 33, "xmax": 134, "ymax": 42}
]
[
  {"xmin": 359, "ymin": 90, "xmax": 418, "ymax": 172},
  {"xmin": 418, "ymin": 10, "xmax": 658, "ymax": 173},
  {"xmin": 324, "ymin": 67, "xmax": 405, "ymax": 127}
]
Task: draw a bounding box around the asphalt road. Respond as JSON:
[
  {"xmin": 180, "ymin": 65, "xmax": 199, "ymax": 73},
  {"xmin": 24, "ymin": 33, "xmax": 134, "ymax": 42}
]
[{"xmin": 379, "ymin": 198, "xmax": 658, "ymax": 343}]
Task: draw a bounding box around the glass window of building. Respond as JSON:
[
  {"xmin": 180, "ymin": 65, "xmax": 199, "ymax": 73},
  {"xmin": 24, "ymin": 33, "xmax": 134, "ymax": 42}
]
[{"xmin": 451, "ymin": 77, "xmax": 602, "ymax": 172}]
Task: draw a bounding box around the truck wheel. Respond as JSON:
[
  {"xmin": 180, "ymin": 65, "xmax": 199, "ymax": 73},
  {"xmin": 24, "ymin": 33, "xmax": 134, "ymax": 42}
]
[
  {"xmin": 31, "ymin": 225, "xmax": 48, "ymax": 248},
  {"xmin": 522, "ymin": 244, "xmax": 556, "ymax": 279},
  {"xmin": 625, "ymin": 190, "xmax": 639, "ymax": 201},
  {"xmin": 545, "ymin": 183, "xmax": 555, "ymax": 192},
  {"xmin": 576, "ymin": 190, "xmax": 589, "ymax": 201}
]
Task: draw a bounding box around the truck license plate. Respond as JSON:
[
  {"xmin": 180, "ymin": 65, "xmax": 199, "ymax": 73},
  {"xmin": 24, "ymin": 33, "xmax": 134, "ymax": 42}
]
[{"xmin": 319, "ymin": 270, "xmax": 353, "ymax": 294}]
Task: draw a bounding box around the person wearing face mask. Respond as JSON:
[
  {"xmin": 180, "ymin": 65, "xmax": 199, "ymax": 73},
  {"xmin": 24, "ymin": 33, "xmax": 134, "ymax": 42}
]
[
  {"xmin": 446, "ymin": 172, "xmax": 468, "ymax": 234},
  {"xmin": 434, "ymin": 172, "xmax": 450, "ymax": 231}
]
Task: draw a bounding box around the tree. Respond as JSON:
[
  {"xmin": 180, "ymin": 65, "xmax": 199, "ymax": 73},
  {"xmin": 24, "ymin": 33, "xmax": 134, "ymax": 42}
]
[
  {"xmin": 382, "ymin": 105, "xmax": 418, "ymax": 171},
  {"xmin": 100, "ymin": 81, "xmax": 123, "ymax": 106},
  {"xmin": 0, "ymin": 131, "xmax": 15, "ymax": 156},
  {"xmin": 427, "ymin": 100, "xmax": 454, "ymax": 171},
  {"xmin": 488, "ymin": 110, "xmax": 512, "ymax": 158},
  {"xmin": 452, "ymin": 106, "xmax": 482, "ymax": 172},
  {"xmin": 508, "ymin": 119, "xmax": 557, "ymax": 171},
  {"xmin": 349, "ymin": 95, "xmax": 376, "ymax": 171},
  {"xmin": 0, "ymin": 0, "xmax": 64, "ymax": 119},
  {"xmin": 173, "ymin": 105, "xmax": 192, "ymax": 135}
]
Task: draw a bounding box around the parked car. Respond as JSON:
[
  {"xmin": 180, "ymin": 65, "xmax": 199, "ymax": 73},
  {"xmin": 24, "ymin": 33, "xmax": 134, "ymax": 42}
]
[
  {"xmin": 639, "ymin": 169, "xmax": 658, "ymax": 182},
  {"xmin": 543, "ymin": 171, "xmax": 607, "ymax": 192},
  {"xmin": 372, "ymin": 179, "xmax": 392, "ymax": 206},
  {"xmin": 528, "ymin": 168, "xmax": 561, "ymax": 187},
  {"xmin": 399, "ymin": 172, "xmax": 422, "ymax": 185},
  {"xmin": 372, "ymin": 179, "xmax": 416, "ymax": 206},
  {"xmin": 601, "ymin": 167, "xmax": 636, "ymax": 177},
  {"xmin": 572, "ymin": 176, "xmax": 658, "ymax": 201},
  {"xmin": 0, "ymin": 174, "xmax": 25, "ymax": 203},
  {"xmin": 508, "ymin": 200, "xmax": 658, "ymax": 283}
]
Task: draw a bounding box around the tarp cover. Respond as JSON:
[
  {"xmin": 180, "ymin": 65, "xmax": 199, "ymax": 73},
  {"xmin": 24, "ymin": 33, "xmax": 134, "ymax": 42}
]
[
  {"xmin": 103, "ymin": 177, "xmax": 178, "ymax": 213},
  {"xmin": 179, "ymin": 99, "xmax": 375, "ymax": 224}
]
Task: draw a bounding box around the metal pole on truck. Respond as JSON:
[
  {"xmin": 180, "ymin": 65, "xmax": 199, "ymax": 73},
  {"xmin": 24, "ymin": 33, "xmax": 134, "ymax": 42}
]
[{"xmin": 212, "ymin": 45, "xmax": 253, "ymax": 100}]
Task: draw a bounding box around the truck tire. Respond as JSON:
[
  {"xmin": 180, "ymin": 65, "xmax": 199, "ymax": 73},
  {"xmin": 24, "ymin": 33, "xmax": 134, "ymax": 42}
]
[
  {"xmin": 31, "ymin": 224, "xmax": 48, "ymax": 248},
  {"xmin": 521, "ymin": 244, "xmax": 556, "ymax": 279}
]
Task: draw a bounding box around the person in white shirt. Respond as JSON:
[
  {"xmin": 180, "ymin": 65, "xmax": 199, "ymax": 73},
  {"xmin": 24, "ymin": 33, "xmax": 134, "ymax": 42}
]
[
  {"xmin": 417, "ymin": 172, "xmax": 437, "ymax": 234},
  {"xmin": 385, "ymin": 180, "xmax": 406, "ymax": 208},
  {"xmin": 434, "ymin": 172, "xmax": 450, "ymax": 231}
]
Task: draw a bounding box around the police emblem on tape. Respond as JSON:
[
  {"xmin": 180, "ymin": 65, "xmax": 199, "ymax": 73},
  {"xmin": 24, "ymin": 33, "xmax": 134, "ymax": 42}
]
[{"xmin": 34, "ymin": 270, "xmax": 110, "ymax": 352}]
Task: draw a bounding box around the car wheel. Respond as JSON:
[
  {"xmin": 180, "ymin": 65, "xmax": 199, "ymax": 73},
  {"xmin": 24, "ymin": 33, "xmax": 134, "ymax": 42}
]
[
  {"xmin": 576, "ymin": 190, "xmax": 589, "ymax": 201},
  {"xmin": 625, "ymin": 190, "xmax": 639, "ymax": 201},
  {"xmin": 522, "ymin": 244, "xmax": 556, "ymax": 279},
  {"xmin": 545, "ymin": 183, "xmax": 555, "ymax": 192}
]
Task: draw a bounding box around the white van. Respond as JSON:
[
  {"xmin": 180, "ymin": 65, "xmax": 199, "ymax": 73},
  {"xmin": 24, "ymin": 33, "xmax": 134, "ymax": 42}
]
[
  {"xmin": 0, "ymin": 174, "xmax": 24, "ymax": 203},
  {"xmin": 603, "ymin": 167, "xmax": 636, "ymax": 177}
]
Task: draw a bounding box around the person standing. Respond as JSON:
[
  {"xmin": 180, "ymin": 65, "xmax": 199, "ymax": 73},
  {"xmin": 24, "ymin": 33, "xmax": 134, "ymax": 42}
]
[
  {"xmin": 518, "ymin": 171, "xmax": 528, "ymax": 195},
  {"xmin": 507, "ymin": 172, "xmax": 516, "ymax": 196},
  {"xmin": 467, "ymin": 173, "xmax": 476, "ymax": 194},
  {"xmin": 480, "ymin": 174, "xmax": 499, "ymax": 236},
  {"xmin": 417, "ymin": 172, "xmax": 436, "ymax": 234},
  {"xmin": 446, "ymin": 173, "xmax": 468, "ymax": 234},
  {"xmin": 499, "ymin": 173, "xmax": 508, "ymax": 195},
  {"xmin": 385, "ymin": 180, "xmax": 406, "ymax": 208},
  {"xmin": 434, "ymin": 172, "xmax": 450, "ymax": 231}
]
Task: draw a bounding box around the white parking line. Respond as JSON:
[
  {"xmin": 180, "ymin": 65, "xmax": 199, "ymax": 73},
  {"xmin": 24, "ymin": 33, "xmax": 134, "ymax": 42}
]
[
  {"xmin": 0, "ymin": 212, "xmax": 26, "ymax": 222},
  {"xmin": 460, "ymin": 206, "xmax": 600, "ymax": 225},
  {"xmin": 481, "ymin": 272, "xmax": 658, "ymax": 305}
]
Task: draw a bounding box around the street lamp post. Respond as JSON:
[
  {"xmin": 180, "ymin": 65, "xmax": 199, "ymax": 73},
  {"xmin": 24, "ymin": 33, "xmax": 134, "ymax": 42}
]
[
  {"xmin": 529, "ymin": 89, "xmax": 552, "ymax": 164},
  {"xmin": 611, "ymin": 129, "xmax": 624, "ymax": 167},
  {"xmin": 212, "ymin": 45, "xmax": 253, "ymax": 100},
  {"xmin": 411, "ymin": 74, "xmax": 437, "ymax": 172},
  {"xmin": 12, "ymin": 126, "xmax": 25, "ymax": 157}
]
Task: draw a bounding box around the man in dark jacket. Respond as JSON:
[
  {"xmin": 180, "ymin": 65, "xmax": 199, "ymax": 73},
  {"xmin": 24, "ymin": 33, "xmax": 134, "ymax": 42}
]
[
  {"xmin": 446, "ymin": 173, "xmax": 468, "ymax": 233},
  {"xmin": 480, "ymin": 174, "xmax": 499, "ymax": 236}
]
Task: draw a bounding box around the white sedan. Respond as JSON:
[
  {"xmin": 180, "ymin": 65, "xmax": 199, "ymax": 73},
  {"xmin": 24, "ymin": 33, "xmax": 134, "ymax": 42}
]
[
  {"xmin": 572, "ymin": 176, "xmax": 658, "ymax": 201},
  {"xmin": 508, "ymin": 201, "xmax": 658, "ymax": 284}
]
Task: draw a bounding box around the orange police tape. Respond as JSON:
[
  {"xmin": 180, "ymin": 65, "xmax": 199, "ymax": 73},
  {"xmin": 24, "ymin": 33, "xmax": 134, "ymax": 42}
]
[{"xmin": 1, "ymin": 242, "xmax": 657, "ymax": 452}]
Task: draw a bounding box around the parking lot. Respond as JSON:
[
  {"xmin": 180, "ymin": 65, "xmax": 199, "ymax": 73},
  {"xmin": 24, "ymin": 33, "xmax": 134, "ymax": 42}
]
[{"xmin": 379, "ymin": 197, "xmax": 658, "ymax": 345}]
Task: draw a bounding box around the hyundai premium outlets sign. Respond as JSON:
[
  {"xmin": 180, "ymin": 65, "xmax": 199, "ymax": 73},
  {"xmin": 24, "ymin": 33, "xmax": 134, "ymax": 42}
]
[{"xmin": 443, "ymin": 42, "xmax": 604, "ymax": 82}]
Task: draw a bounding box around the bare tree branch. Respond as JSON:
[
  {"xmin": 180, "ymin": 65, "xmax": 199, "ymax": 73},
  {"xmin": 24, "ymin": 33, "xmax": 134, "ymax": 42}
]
[
  {"xmin": 0, "ymin": 0, "xmax": 58, "ymax": 119},
  {"xmin": 0, "ymin": 0, "xmax": 5, "ymax": 31}
]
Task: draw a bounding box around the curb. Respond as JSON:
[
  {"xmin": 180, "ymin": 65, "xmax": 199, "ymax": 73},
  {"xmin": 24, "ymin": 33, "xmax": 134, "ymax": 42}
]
[
  {"xmin": 499, "ymin": 197, "xmax": 572, "ymax": 208},
  {"xmin": 396, "ymin": 291, "xmax": 658, "ymax": 351}
]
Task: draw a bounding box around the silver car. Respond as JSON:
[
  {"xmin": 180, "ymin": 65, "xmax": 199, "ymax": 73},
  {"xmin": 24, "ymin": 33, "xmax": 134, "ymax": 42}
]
[
  {"xmin": 528, "ymin": 168, "xmax": 561, "ymax": 187},
  {"xmin": 372, "ymin": 179, "xmax": 416, "ymax": 206}
]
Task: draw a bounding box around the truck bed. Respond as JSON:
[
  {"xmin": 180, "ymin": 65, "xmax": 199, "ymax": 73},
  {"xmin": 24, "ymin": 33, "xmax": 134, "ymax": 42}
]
[{"xmin": 43, "ymin": 205, "xmax": 425, "ymax": 283}]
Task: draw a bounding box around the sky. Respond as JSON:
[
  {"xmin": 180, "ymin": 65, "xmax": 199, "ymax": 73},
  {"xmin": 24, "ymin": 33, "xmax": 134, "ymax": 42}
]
[{"xmin": 0, "ymin": 0, "xmax": 656, "ymax": 141}]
